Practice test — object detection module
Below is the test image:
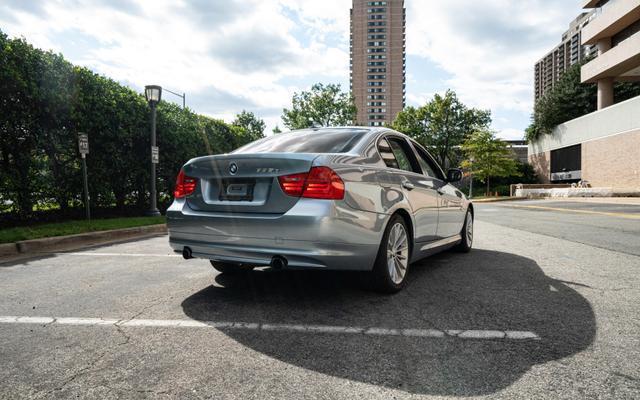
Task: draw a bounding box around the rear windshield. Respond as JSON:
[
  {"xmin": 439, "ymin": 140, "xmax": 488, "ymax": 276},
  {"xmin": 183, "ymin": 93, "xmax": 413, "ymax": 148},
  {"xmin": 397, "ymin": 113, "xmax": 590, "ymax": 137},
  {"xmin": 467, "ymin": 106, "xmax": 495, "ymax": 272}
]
[{"xmin": 233, "ymin": 129, "xmax": 369, "ymax": 154}]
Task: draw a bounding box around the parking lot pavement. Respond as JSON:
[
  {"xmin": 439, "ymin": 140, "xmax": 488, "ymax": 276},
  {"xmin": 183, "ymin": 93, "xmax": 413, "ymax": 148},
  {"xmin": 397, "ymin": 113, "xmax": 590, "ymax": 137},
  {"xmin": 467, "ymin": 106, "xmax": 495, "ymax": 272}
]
[{"xmin": 1, "ymin": 208, "xmax": 639, "ymax": 399}]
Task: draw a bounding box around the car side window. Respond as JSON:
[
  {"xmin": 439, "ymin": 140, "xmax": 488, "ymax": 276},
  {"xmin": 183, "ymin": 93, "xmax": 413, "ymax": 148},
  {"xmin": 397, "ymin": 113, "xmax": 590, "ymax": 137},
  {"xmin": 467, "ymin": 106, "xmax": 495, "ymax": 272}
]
[
  {"xmin": 378, "ymin": 138, "xmax": 400, "ymax": 170},
  {"xmin": 413, "ymin": 143, "xmax": 445, "ymax": 180},
  {"xmin": 379, "ymin": 137, "xmax": 421, "ymax": 174}
]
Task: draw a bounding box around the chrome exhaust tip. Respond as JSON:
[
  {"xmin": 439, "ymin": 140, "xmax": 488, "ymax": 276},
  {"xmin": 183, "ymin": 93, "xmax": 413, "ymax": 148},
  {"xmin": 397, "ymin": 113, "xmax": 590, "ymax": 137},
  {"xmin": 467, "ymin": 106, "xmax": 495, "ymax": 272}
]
[
  {"xmin": 182, "ymin": 247, "xmax": 193, "ymax": 260},
  {"xmin": 270, "ymin": 256, "xmax": 288, "ymax": 270}
]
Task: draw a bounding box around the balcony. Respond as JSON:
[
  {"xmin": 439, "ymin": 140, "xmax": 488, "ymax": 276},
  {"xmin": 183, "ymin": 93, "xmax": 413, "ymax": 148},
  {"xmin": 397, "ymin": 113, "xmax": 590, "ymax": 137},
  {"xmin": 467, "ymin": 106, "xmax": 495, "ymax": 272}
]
[
  {"xmin": 582, "ymin": 0, "xmax": 640, "ymax": 45},
  {"xmin": 581, "ymin": 30, "xmax": 640, "ymax": 82}
]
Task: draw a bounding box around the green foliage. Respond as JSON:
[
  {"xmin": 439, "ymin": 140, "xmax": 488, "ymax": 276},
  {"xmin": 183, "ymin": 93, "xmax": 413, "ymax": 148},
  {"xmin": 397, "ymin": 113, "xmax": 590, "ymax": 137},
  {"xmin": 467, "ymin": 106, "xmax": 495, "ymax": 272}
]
[
  {"xmin": 0, "ymin": 30, "xmax": 256, "ymax": 219},
  {"xmin": 391, "ymin": 90, "xmax": 491, "ymax": 168},
  {"xmin": 232, "ymin": 110, "xmax": 266, "ymax": 142},
  {"xmin": 282, "ymin": 83, "xmax": 356, "ymax": 129},
  {"xmin": 526, "ymin": 61, "xmax": 640, "ymax": 141},
  {"xmin": 272, "ymin": 125, "xmax": 283, "ymax": 134},
  {"xmin": 461, "ymin": 130, "xmax": 520, "ymax": 196}
]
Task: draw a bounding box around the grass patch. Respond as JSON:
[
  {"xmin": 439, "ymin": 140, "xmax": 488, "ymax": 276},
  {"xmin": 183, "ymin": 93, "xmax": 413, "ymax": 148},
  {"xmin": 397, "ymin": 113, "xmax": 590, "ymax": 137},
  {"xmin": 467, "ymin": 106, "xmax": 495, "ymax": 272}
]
[{"xmin": 0, "ymin": 216, "xmax": 166, "ymax": 244}]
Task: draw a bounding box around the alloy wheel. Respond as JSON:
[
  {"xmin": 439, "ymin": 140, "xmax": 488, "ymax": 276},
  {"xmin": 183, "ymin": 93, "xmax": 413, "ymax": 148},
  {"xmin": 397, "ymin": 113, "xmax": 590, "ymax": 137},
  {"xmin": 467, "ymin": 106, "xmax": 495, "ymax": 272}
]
[{"xmin": 386, "ymin": 223, "xmax": 409, "ymax": 285}]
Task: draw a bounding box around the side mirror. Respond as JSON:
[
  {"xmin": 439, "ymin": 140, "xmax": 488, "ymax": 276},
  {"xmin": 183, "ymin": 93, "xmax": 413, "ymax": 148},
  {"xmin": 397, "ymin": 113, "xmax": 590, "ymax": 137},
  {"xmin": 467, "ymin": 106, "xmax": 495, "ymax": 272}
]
[{"xmin": 447, "ymin": 168, "xmax": 463, "ymax": 183}]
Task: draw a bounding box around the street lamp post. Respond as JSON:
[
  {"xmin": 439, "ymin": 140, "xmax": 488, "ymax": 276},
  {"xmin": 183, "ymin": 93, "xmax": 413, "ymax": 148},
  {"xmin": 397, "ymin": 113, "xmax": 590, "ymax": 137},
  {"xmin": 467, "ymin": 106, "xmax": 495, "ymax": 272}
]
[
  {"xmin": 163, "ymin": 88, "xmax": 186, "ymax": 109},
  {"xmin": 145, "ymin": 85, "xmax": 162, "ymax": 217}
]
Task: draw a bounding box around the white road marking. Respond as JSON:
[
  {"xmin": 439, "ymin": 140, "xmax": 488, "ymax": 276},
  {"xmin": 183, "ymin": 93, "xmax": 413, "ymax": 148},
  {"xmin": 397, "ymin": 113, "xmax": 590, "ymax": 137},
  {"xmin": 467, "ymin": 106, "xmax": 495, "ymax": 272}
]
[
  {"xmin": 54, "ymin": 252, "xmax": 181, "ymax": 258},
  {"xmin": 0, "ymin": 316, "xmax": 540, "ymax": 340}
]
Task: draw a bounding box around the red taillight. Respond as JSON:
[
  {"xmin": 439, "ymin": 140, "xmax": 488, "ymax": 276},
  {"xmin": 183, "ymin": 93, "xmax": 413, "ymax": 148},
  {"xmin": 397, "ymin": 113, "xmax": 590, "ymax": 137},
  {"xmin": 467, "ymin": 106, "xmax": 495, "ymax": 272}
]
[
  {"xmin": 174, "ymin": 170, "xmax": 197, "ymax": 199},
  {"xmin": 278, "ymin": 167, "xmax": 345, "ymax": 200},
  {"xmin": 278, "ymin": 172, "xmax": 307, "ymax": 197}
]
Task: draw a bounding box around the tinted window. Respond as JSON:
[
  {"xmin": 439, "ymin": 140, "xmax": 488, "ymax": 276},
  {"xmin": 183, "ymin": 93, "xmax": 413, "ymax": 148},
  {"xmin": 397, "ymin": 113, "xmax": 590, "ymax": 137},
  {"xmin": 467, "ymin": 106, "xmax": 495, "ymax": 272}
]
[
  {"xmin": 412, "ymin": 142, "xmax": 444, "ymax": 180},
  {"xmin": 380, "ymin": 137, "xmax": 420, "ymax": 173},
  {"xmin": 233, "ymin": 129, "xmax": 368, "ymax": 154}
]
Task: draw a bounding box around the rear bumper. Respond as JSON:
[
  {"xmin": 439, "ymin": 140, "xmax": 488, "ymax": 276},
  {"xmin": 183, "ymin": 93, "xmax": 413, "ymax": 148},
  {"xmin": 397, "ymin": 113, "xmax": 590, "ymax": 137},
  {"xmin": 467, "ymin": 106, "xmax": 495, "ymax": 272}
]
[{"xmin": 167, "ymin": 198, "xmax": 385, "ymax": 271}]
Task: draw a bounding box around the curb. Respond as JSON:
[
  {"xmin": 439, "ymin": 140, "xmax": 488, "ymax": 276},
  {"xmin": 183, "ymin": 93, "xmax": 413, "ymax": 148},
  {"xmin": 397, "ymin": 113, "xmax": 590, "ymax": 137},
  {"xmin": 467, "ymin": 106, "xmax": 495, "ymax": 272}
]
[
  {"xmin": 2, "ymin": 224, "xmax": 167, "ymax": 260},
  {"xmin": 472, "ymin": 197, "xmax": 527, "ymax": 203}
]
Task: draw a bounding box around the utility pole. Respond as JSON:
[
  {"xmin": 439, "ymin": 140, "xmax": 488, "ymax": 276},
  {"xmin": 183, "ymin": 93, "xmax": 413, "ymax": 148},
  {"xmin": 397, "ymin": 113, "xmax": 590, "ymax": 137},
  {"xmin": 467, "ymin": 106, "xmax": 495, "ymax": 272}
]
[{"xmin": 78, "ymin": 133, "xmax": 90, "ymax": 220}]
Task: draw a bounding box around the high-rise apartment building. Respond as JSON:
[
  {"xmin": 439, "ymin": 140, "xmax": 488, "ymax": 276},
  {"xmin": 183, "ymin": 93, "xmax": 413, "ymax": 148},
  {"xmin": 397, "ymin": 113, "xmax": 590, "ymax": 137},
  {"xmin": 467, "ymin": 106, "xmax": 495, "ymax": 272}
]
[
  {"xmin": 529, "ymin": 0, "xmax": 640, "ymax": 189},
  {"xmin": 534, "ymin": 11, "xmax": 598, "ymax": 101},
  {"xmin": 350, "ymin": 0, "xmax": 406, "ymax": 126}
]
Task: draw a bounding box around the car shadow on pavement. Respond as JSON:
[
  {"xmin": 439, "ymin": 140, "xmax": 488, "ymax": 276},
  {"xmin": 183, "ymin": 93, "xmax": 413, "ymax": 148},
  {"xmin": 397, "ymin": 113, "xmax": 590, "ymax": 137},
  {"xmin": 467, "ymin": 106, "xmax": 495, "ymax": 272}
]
[{"xmin": 181, "ymin": 249, "xmax": 595, "ymax": 396}]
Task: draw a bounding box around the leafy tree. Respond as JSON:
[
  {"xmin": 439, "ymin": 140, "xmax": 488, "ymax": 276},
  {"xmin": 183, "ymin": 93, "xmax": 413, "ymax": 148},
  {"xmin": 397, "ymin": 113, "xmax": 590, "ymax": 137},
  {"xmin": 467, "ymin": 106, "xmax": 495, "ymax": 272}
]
[
  {"xmin": 391, "ymin": 90, "xmax": 491, "ymax": 168},
  {"xmin": 526, "ymin": 60, "xmax": 640, "ymax": 141},
  {"xmin": 282, "ymin": 83, "xmax": 356, "ymax": 129},
  {"xmin": 0, "ymin": 28, "xmax": 257, "ymax": 223},
  {"xmin": 232, "ymin": 110, "xmax": 265, "ymax": 142},
  {"xmin": 461, "ymin": 130, "xmax": 520, "ymax": 196}
]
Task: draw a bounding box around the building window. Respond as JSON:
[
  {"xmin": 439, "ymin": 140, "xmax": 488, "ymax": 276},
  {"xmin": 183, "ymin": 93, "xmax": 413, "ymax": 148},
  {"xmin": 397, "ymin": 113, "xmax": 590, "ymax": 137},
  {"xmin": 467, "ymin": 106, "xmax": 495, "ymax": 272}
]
[{"xmin": 367, "ymin": 75, "xmax": 386, "ymax": 80}]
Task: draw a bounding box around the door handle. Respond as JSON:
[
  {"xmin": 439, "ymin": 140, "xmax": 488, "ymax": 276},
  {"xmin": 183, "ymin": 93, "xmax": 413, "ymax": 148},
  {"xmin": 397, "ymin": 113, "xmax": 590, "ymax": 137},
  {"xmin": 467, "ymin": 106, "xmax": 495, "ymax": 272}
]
[{"xmin": 401, "ymin": 181, "xmax": 415, "ymax": 191}]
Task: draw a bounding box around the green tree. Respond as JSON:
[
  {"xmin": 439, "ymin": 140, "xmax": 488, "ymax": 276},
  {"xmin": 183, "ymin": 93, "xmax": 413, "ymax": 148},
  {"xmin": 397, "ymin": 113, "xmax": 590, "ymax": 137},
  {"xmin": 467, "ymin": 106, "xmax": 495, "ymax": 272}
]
[
  {"xmin": 391, "ymin": 90, "xmax": 491, "ymax": 168},
  {"xmin": 232, "ymin": 110, "xmax": 265, "ymax": 142},
  {"xmin": 461, "ymin": 130, "xmax": 520, "ymax": 196},
  {"xmin": 272, "ymin": 125, "xmax": 282, "ymax": 134},
  {"xmin": 282, "ymin": 83, "xmax": 356, "ymax": 129},
  {"xmin": 526, "ymin": 60, "xmax": 640, "ymax": 141},
  {"xmin": 0, "ymin": 28, "xmax": 257, "ymax": 222}
]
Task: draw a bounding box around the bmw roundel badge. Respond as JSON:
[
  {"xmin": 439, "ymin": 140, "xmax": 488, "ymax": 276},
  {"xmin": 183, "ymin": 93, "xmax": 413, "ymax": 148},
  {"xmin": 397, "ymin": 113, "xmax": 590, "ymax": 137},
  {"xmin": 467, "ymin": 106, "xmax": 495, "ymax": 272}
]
[{"xmin": 229, "ymin": 162, "xmax": 238, "ymax": 175}]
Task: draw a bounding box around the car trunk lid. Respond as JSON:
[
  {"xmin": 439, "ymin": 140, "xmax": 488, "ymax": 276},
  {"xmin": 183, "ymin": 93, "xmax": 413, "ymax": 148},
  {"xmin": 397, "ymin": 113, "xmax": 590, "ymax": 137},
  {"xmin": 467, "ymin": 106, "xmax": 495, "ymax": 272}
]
[{"xmin": 182, "ymin": 153, "xmax": 318, "ymax": 214}]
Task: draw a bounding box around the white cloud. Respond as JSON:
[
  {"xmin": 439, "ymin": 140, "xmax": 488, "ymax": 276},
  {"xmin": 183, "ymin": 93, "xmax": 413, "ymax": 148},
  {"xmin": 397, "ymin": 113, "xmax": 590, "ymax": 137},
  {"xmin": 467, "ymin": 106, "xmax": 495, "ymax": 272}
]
[
  {"xmin": 0, "ymin": 0, "xmax": 583, "ymax": 136},
  {"xmin": 406, "ymin": 0, "xmax": 578, "ymax": 114}
]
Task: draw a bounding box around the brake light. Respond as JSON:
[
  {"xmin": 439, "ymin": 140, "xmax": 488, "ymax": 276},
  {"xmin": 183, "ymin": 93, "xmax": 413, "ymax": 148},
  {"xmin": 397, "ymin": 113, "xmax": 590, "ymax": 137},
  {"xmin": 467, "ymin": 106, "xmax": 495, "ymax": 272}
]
[
  {"xmin": 278, "ymin": 172, "xmax": 307, "ymax": 197},
  {"xmin": 174, "ymin": 170, "xmax": 197, "ymax": 199},
  {"xmin": 278, "ymin": 167, "xmax": 345, "ymax": 200}
]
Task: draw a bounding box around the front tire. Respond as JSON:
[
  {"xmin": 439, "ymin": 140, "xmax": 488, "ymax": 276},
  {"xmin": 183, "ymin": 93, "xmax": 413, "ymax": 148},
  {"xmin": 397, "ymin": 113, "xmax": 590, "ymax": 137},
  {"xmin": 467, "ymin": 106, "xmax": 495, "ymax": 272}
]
[
  {"xmin": 454, "ymin": 209, "xmax": 474, "ymax": 253},
  {"xmin": 210, "ymin": 261, "xmax": 254, "ymax": 274},
  {"xmin": 370, "ymin": 215, "xmax": 411, "ymax": 293}
]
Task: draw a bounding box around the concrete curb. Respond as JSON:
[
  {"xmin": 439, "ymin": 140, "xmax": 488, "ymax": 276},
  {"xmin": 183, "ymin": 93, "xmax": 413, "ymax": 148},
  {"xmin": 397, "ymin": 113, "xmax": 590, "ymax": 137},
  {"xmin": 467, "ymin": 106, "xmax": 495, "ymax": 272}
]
[
  {"xmin": 472, "ymin": 197, "xmax": 527, "ymax": 203},
  {"xmin": 0, "ymin": 242, "xmax": 19, "ymax": 258},
  {"xmin": 3, "ymin": 224, "xmax": 167, "ymax": 259}
]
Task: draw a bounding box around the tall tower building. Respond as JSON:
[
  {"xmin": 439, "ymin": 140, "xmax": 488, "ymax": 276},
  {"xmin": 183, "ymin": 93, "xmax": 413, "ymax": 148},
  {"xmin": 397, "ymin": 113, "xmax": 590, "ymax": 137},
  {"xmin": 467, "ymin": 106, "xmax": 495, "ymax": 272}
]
[
  {"xmin": 534, "ymin": 11, "xmax": 597, "ymax": 102},
  {"xmin": 350, "ymin": 0, "xmax": 406, "ymax": 126}
]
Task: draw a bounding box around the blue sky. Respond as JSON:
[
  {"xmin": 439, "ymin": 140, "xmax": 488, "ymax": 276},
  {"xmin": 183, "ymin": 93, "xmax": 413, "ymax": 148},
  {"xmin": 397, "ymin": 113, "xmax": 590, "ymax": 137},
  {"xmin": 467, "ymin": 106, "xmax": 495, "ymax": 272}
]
[{"xmin": 0, "ymin": 0, "xmax": 581, "ymax": 138}]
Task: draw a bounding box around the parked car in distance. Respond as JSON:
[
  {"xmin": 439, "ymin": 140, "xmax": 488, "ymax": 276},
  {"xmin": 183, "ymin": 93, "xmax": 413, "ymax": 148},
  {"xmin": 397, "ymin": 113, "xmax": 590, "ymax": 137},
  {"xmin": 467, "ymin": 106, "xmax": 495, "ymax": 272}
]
[{"xmin": 167, "ymin": 127, "xmax": 473, "ymax": 293}]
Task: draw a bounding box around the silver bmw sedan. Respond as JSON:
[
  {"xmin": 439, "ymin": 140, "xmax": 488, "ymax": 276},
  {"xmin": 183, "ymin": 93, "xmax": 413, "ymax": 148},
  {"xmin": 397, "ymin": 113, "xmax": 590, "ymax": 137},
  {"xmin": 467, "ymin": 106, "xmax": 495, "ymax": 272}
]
[{"xmin": 167, "ymin": 127, "xmax": 473, "ymax": 293}]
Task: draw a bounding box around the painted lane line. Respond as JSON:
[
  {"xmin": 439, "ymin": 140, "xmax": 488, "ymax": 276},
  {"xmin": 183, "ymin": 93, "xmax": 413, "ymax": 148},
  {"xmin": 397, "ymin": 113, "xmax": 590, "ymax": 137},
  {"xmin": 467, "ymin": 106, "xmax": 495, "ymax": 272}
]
[
  {"xmin": 0, "ymin": 316, "xmax": 541, "ymax": 340},
  {"xmin": 503, "ymin": 204, "xmax": 640, "ymax": 220},
  {"xmin": 53, "ymin": 252, "xmax": 181, "ymax": 258}
]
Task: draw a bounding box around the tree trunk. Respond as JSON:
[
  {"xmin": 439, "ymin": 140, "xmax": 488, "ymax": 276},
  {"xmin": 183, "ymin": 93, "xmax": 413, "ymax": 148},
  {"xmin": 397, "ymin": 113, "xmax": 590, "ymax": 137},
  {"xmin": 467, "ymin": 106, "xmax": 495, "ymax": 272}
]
[{"xmin": 486, "ymin": 177, "xmax": 490, "ymax": 197}]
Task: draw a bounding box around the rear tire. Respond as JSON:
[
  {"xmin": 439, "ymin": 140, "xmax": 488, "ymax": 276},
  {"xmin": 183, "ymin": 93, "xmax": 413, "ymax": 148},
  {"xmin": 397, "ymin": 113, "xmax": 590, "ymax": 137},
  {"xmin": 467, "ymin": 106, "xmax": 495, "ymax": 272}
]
[
  {"xmin": 454, "ymin": 209, "xmax": 473, "ymax": 253},
  {"xmin": 369, "ymin": 215, "xmax": 411, "ymax": 294},
  {"xmin": 210, "ymin": 261, "xmax": 254, "ymax": 274}
]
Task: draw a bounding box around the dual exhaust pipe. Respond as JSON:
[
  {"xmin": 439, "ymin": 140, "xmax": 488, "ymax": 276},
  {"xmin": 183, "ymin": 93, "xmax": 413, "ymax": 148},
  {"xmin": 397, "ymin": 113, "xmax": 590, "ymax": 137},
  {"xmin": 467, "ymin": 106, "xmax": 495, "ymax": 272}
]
[{"xmin": 182, "ymin": 246, "xmax": 288, "ymax": 269}]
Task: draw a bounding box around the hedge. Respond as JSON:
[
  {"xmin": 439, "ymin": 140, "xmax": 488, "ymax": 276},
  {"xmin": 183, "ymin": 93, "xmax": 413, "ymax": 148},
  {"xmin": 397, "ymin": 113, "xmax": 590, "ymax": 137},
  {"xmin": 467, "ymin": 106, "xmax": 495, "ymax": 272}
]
[{"xmin": 0, "ymin": 30, "xmax": 261, "ymax": 223}]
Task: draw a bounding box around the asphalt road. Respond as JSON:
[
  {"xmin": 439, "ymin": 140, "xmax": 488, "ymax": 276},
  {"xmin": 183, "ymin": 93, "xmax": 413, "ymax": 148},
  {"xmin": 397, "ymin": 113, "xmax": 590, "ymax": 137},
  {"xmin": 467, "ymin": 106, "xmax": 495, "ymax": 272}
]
[{"xmin": 1, "ymin": 200, "xmax": 639, "ymax": 399}]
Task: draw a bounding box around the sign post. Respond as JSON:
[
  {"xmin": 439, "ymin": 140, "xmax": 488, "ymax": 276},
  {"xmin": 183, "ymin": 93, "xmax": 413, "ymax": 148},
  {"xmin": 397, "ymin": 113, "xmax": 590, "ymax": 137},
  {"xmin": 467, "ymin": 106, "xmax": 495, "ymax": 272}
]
[{"xmin": 78, "ymin": 133, "xmax": 90, "ymax": 220}]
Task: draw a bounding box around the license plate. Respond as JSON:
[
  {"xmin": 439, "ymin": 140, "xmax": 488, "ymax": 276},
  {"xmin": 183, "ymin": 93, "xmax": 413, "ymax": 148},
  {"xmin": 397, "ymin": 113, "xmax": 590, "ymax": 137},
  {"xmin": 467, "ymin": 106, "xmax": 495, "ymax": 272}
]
[{"xmin": 220, "ymin": 181, "xmax": 254, "ymax": 201}]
